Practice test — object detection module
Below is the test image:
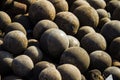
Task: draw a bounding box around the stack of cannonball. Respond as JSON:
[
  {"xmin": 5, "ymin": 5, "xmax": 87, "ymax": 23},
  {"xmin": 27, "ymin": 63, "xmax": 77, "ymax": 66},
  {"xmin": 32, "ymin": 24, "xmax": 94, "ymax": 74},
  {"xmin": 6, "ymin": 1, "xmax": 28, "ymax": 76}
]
[{"xmin": 0, "ymin": 0, "xmax": 120, "ymax": 80}]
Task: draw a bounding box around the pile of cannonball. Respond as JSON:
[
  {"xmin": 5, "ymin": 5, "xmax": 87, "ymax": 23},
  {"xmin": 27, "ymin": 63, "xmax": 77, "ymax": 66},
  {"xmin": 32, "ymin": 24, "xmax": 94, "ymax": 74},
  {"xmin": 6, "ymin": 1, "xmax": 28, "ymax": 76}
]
[{"xmin": 0, "ymin": 0, "xmax": 120, "ymax": 80}]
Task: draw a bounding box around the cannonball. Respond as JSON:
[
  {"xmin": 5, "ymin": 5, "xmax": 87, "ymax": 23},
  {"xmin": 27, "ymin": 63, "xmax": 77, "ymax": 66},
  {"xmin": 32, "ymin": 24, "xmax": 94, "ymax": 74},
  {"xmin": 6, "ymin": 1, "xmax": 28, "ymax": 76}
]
[
  {"xmin": 67, "ymin": 35, "xmax": 80, "ymax": 47},
  {"xmin": 81, "ymin": 32, "xmax": 107, "ymax": 53},
  {"xmin": 109, "ymin": 37, "xmax": 120, "ymax": 60},
  {"xmin": 97, "ymin": 9, "xmax": 109, "ymax": 20},
  {"xmin": 33, "ymin": 19, "xmax": 58, "ymax": 40},
  {"xmin": 86, "ymin": 0, "xmax": 106, "ymax": 9},
  {"xmin": 100, "ymin": 20, "xmax": 120, "ymax": 45},
  {"xmin": 28, "ymin": 0, "xmax": 56, "ymax": 24},
  {"xmin": 73, "ymin": 5, "xmax": 99, "ymax": 28},
  {"xmin": 39, "ymin": 67, "xmax": 62, "ymax": 80},
  {"xmin": 89, "ymin": 50, "xmax": 112, "ymax": 71},
  {"xmin": 40, "ymin": 28, "xmax": 69, "ymax": 58},
  {"xmin": 60, "ymin": 47, "xmax": 90, "ymax": 73},
  {"xmin": 24, "ymin": 46, "xmax": 43, "ymax": 64},
  {"xmin": 48, "ymin": 0, "xmax": 68, "ymax": 13},
  {"xmin": 75, "ymin": 26, "xmax": 96, "ymax": 41},
  {"xmin": 70, "ymin": 0, "xmax": 90, "ymax": 12},
  {"xmin": 4, "ymin": 22, "xmax": 26, "ymax": 35},
  {"xmin": 57, "ymin": 64, "xmax": 81, "ymax": 80},
  {"xmin": 97, "ymin": 17, "xmax": 111, "ymax": 32},
  {"xmin": 54, "ymin": 11, "xmax": 79, "ymax": 35},
  {"xmin": 3, "ymin": 30, "xmax": 28, "ymax": 55},
  {"xmin": 0, "ymin": 11, "xmax": 11, "ymax": 30},
  {"xmin": 33, "ymin": 61, "xmax": 55, "ymax": 80},
  {"xmin": 0, "ymin": 51, "xmax": 13, "ymax": 75},
  {"xmin": 12, "ymin": 55, "xmax": 34, "ymax": 77}
]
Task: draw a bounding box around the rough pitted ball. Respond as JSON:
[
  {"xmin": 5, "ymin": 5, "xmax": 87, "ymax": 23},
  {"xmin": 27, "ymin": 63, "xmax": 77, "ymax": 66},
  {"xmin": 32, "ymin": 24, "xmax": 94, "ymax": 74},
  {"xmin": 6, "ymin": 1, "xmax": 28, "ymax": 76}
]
[
  {"xmin": 39, "ymin": 67, "xmax": 62, "ymax": 80},
  {"xmin": 12, "ymin": 55, "xmax": 34, "ymax": 77},
  {"xmin": 3, "ymin": 30, "xmax": 28, "ymax": 55},
  {"xmin": 33, "ymin": 61, "xmax": 55, "ymax": 80},
  {"xmin": 97, "ymin": 17, "xmax": 111, "ymax": 32},
  {"xmin": 54, "ymin": 11, "xmax": 79, "ymax": 35},
  {"xmin": 97, "ymin": 9, "xmax": 109, "ymax": 20},
  {"xmin": 86, "ymin": 0, "xmax": 106, "ymax": 9},
  {"xmin": 4, "ymin": 22, "xmax": 27, "ymax": 35},
  {"xmin": 75, "ymin": 26, "xmax": 96, "ymax": 41},
  {"xmin": 0, "ymin": 51, "xmax": 13, "ymax": 74},
  {"xmin": 103, "ymin": 66, "xmax": 120, "ymax": 80},
  {"xmin": 60, "ymin": 47, "xmax": 90, "ymax": 73},
  {"xmin": 57, "ymin": 64, "xmax": 81, "ymax": 80},
  {"xmin": 90, "ymin": 50, "xmax": 112, "ymax": 71},
  {"xmin": 40, "ymin": 28, "xmax": 69, "ymax": 58},
  {"xmin": 67, "ymin": 35, "xmax": 80, "ymax": 47},
  {"xmin": 100, "ymin": 20, "xmax": 120, "ymax": 45},
  {"xmin": 33, "ymin": 19, "xmax": 58, "ymax": 40},
  {"xmin": 70, "ymin": 0, "xmax": 90, "ymax": 12},
  {"xmin": 109, "ymin": 37, "xmax": 120, "ymax": 60},
  {"xmin": 48, "ymin": 0, "xmax": 68, "ymax": 13},
  {"xmin": 24, "ymin": 46, "xmax": 43, "ymax": 64},
  {"xmin": 0, "ymin": 11, "xmax": 11, "ymax": 30},
  {"xmin": 81, "ymin": 32, "xmax": 107, "ymax": 53},
  {"xmin": 73, "ymin": 5, "xmax": 99, "ymax": 28},
  {"xmin": 29, "ymin": 0, "xmax": 56, "ymax": 24}
]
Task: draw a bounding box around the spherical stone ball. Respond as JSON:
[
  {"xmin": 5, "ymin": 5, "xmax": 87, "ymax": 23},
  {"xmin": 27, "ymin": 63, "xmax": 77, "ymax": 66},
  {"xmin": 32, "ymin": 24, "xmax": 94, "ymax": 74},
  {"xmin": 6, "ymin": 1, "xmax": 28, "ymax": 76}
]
[
  {"xmin": 90, "ymin": 50, "xmax": 112, "ymax": 71},
  {"xmin": 40, "ymin": 28, "xmax": 69, "ymax": 58},
  {"xmin": 24, "ymin": 46, "xmax": 43, "ymax": 64},
  {"xmin": 100, "ymin": 20, "xmax": 120, "ymax": 45},
  {"xmin": 70, "ymin": 0, "xmax": 90, "ymax": 12},
  {"xmin": 29, "ymin": 0, "xmax": 56, "ymax": 24},
  {"xmin": 54, "ymin": 11, "xmax": 80, "ymax": 35},
  {"xmin": 33, "ymin": 61, "xmax": 55, "ymax": 80},
  {"xmin": 60, "ymin": 47, "xmax": 90, "ymax": 73},
  {"xmin": 0, "ymin": 11, "xmax": 11, "ymax": 30},
  {"xmin": 96, "ymin": 9, "xmax": 109, "ymax": 20},
  {"xmin": 12, "ymin": 55, "xmax": 34, "ymax": 77},
  {"xmin": 75, "ymin": 26, "xmax": 96, "ymax": 41},
  {"xmin": 0, "ymin": 51, "xmax": 13, "ymax": 74},
  {"xmin": 86, "ymin": 0, "xmax": 106, "ymax": 9},
  {"xmin": 67, "ymin": 35, "xmax": 80, "ymax": 47},
  {"xmin": 39, "ymin": 67, "xmax": 62, "ymax": 80},
  {"xmin": 48, "ymin": 0, "xmax": 68, "ymax": 13},
  {"xmin": 109, "ymin": 37, "xmax": 120, "ymax": 60},
  {"xmin": 81, "ymin": 32, "xmax": 107, "ymax": 53},
  {"xmin": 33, "ymin": 19, "xmax": 58, "ymax": 40},
  {"xmin": 73, "ymin": 5, "xmax": 99, "ymax": 28},
  {"xmin": 57, "ymin": 64, "xmax": 81, "ymax": 80},
  {"xmin": 4, "ymin": 22, "xmax": 27, "ymax": 35},
  {"xmin": 3, "ymin": 30, "xmax": 28, "ymax": 55}
]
